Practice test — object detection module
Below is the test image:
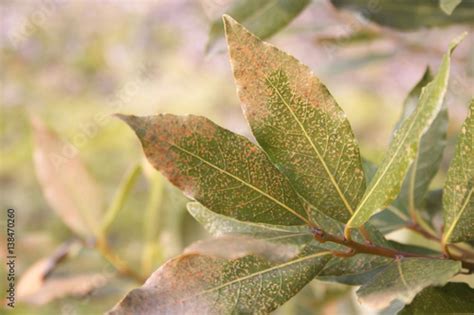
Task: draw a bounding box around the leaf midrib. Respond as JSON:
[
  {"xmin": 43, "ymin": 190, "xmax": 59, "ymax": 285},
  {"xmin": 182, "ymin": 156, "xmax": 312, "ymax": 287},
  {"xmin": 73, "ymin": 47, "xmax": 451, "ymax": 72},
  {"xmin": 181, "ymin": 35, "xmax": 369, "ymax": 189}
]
[
  {"xmin": 264, "ymin": 77, "xmax": 355, "ymax": 216},
  {"xmin": 169, "ymin": 142, "xmax": 311, "ymax": 225}
]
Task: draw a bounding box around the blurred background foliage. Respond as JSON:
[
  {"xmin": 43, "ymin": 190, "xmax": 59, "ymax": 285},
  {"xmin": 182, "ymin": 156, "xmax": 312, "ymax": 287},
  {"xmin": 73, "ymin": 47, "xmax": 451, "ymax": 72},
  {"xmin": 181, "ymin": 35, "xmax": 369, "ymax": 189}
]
[{"xmin": 0, "ymin": 0, "xmax": 472, "ymax": 314}]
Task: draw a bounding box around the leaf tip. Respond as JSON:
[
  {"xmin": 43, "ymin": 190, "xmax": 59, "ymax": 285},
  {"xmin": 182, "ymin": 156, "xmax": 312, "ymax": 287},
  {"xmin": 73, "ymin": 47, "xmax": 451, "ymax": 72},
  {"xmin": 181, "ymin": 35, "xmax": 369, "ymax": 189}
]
[
  {"xmin": 222, "ymin": 14, "xmax": 240, "ymax": 38},
  {"xmin": 448, "ymin": 32, "xmax": 467, "ymax": 52},
  {"xmin": 115, "ymin": 114, "xmax": 147, "ymax": 138}
]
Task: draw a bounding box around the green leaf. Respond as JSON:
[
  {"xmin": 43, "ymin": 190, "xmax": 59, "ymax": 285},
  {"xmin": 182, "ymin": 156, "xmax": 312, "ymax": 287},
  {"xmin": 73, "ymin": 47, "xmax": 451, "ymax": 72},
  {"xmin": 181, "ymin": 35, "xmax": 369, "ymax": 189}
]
[
  {"xmin": 440, "ymin": 0, "xmax": 463, "ymax": 15},
  {"xmin": 224, "ymin": 15, "xmax": 366, "ymax": 223},
  {"xmin": 356, "ymin": 258, "xmax": 461, "ymax": 308},
  {"xmin": 330, "ymin": 0, "xmax": 474, "ymax": 30},
  {"xmin": 31, "ymin": 116, "xmax": 104, "ymax": 238},
  {"xmin": 346, "ymin": 34, "xmax": 465, "ymax": 231},
  {"xmin": 187, "ymin": 202, "xmax": 313, "ymax": 246},
  {"xmin": 118, "ymin": 114, "xmax": 309, "ymax": 226},
  {"xmin": 396, "ymin": 68, "xmax": 448, "ymax": 216},
  {"xmin": 108, "ymin": 244, "xmax": 331, "ymax": 314},
  {"xmin": 442, "ymin": 100, "xmax": 474, "ymax": 244},
  {"xmin": 399, "ymin": 282, "xmax": 474, "ymax": 314},
  {"xmin": 206, "ymin": 0, "xmax": 310, "ymax": 52}
]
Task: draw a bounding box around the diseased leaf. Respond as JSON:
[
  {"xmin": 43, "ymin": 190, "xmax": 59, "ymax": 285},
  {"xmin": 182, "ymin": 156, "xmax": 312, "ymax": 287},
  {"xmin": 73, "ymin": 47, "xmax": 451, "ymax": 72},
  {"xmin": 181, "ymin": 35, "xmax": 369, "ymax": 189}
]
[
  {"xmin": 442, "ymin": 100, "xmax": 474, "ymax": 244},
  {"xmin": 399, "ymin": 282, "xmax": 474, "ymax": 314},
  {"xmin": 31, "ymin": 116, "xmax": 104, "ymax": 238},
  {"xmin": 108, "ymin": 244, "xmax": 331, "ymax": 315},
  {"xmin": 346, "ymin": 34, "xmax": 465, "ymax": 231},
  {"xmin": 331, "ymin": 0, "xmax": 474, "ymax": 30},
  {"xmin": 206, "ymin": 0, "xmax": 310, "ymax": 52},
  {"xmin": 224, "ymin": 15, "xmax": 365, "ymax": 223},
  {"xmin": 187, "ymin": 202, "xmax": 313, "ymax": 246},
  {"xmin": 118, "ymin": 114, "xmax": 309, "ymax": 226},
  {"xmin": 396, "ymin": 68, "xmax": 448, "ymax": 217},
  {"xmin": 440, "ymin": 0, "xmax": 463, "ymax": 15},
  {"xmin": 356, "ymin": 258, "xmax": 461, "ymax": 309}
]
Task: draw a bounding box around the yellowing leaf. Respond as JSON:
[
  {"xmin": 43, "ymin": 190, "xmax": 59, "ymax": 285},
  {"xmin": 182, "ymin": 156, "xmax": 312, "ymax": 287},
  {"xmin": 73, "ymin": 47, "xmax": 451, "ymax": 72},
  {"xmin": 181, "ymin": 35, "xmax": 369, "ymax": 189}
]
[
  {"xmin": 31, "ymin": 116, "xmax": 104, "ymax": 238},
  {"xmin": 346, "ymin": 33, "xmax": 465, "ymax": 231},
  {"xmin": 442, "ymin": 100, "xmax": 474, "ymax": 244},
  {"xmin": 119, "ymin": 114, "xmax": 310, "ymax": 226},
  {"xmin": 224, "ymin": 15, "xmax": 365, "ymax": 223},
  {"xmin": 108, "ymin": 244, "xmax": 331, "ymax": 314}
]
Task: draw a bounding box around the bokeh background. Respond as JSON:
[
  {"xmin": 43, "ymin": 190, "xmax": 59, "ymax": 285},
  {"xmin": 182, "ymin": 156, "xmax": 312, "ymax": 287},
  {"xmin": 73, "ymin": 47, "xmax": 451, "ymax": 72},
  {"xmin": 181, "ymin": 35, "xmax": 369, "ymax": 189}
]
[{"xmin": 1, "ymin": 0, "xmax": 473, "ymax": 314}]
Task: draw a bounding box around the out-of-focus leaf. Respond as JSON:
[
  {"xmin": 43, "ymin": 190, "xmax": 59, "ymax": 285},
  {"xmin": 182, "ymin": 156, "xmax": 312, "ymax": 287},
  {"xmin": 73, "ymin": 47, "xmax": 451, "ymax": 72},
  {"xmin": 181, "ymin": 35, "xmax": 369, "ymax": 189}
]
[
  {"xmin": 118, "ymin": 114, "xmax": 309, "ymax": 226},
  {"xmin": 399, "ymin": 282, "xmax": 474, "ymax": 314},
  {"xmin": 19, "ymin": 273, "xmax": 110, "ymax": 305},
  {"xmin": 224, "ymin": 15, "xmax": 365, "ymax": 223},
  {"xmin": 101, "ymin": 163, "xmax": 142, "ymax": 235},
  {"xmin": 187, "ymin": 202, "xmax": 313, "ymax": 246},
  {"xmin": 31, "ymin": 116, "xmax": 104, "ymax": 238},
  {"xmin": 440, "ymin": 0, "xmax": 463, "ymax": 15},
  {"xmin": 330, "ymin": 0, "xmax": 474, "ymax": 30},
  {"xmin": 346, "ymin": 34, "xmax": 465, "ymax": 231},
  {"xmin": 442, "ymin": 100, "xmax": 474, "ymax": 244},
  {"xmin": 356, "ymin": 258, "xmax": 461, "ymax": 309},
  {"xmin": 396, "ymin": 68, "xmax": 447, "ymax": 216},
  {"xmin": 17, "ymin": 241, "xmax": 79, "ymax": 301},
  {"xmin": 316, "ymin": 29, "xmax": 380, "ymax": 46},
  {"xmin": 108, "ymin": 244, "xmax": 331, "ymax": 314},
  {"xmin": 206, "ymin": 0, "xmax": 310, "ymax": 52}
]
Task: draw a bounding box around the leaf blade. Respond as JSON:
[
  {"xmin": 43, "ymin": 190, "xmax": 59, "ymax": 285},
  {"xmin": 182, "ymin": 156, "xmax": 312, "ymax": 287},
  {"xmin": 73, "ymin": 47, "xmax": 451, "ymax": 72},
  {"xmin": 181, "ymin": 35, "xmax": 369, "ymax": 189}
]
[
  {"xmin": 442, "ymin": 100, "xmax": 474, "ymax": 244},
  {"xmin": 187, "ymin": 202, "xmax": 313, "ymax": 246},
  {"xmin": 346, "ymin": 33, "xmax": 465, "ymax": 230},
  {"xmin": 356, "ymin": 258, "xmax": 461, "ymax": 309},
  {"xmin": 31, "ymin": 116, "xmax": 104, "ymax": 238},
  {"xmin": 399, "ymin": 282, "xmax": 474, "ymax": 314},
  {"xmin": 224, "ymin": 15, "xmax": 365, "ymax": 223},
  {"xmin": 119, "ymin": 114, "xmax": 309, "ymax": 225},
  {"xmin": 108, "ymin": 244, "xmax": 331, "ymax": 314}
]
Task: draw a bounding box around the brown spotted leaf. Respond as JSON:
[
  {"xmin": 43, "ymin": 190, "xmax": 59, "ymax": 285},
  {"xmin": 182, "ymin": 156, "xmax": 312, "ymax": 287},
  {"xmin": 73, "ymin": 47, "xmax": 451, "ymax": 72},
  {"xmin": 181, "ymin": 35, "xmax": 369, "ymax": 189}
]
[
  {"xmin": 108, "ymin": 244, "xmax": 331, "ymax": 314},
  {"xmin": 442, "ymin": 100, "xmax": 474, "ymax": 244},
  {"xmin": 118, "ymin": 114, "xmax": 309, "ymax": 225},
  {"xmin": 224, "ymin": 15, "xmax": 365, "ymax": 223}
]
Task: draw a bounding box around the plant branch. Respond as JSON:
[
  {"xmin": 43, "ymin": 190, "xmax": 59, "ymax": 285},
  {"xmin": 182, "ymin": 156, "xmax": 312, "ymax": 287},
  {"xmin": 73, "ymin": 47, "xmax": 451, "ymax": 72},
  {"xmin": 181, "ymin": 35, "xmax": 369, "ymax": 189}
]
[{"xmin": 312, "ymin": 228, "xmax": 439, "ymax": 259}]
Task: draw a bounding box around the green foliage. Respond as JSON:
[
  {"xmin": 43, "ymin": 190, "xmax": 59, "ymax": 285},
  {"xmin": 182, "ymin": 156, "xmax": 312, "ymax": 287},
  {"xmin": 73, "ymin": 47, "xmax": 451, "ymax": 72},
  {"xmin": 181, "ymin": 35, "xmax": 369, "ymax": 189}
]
[
  {"xmin": 442, "ymin": 100, "xmax": 474, "ymax": 244},
  {"xmin": 206, "ymin": 0, "xmax": 310, "ymax": 52},
  {"xmin": 331, "ymin": 0, "xmax": 474, "ymax": 30},
  {"xmin": 399, "ymin": 283, "xmax": 474, "ymax": 314},
  {"xmin": 111, "ymin": 16, "xmax": 473, "ymax": 315}
]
